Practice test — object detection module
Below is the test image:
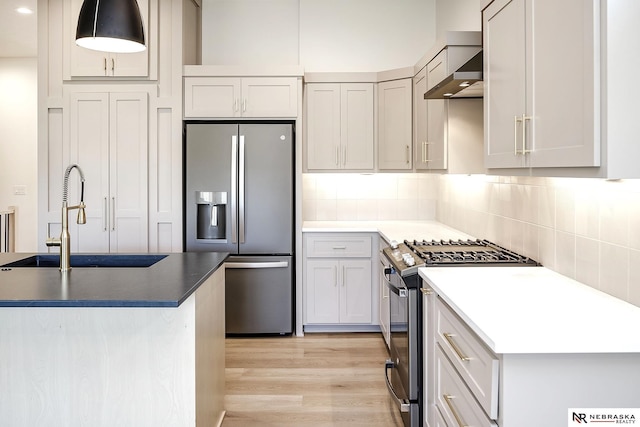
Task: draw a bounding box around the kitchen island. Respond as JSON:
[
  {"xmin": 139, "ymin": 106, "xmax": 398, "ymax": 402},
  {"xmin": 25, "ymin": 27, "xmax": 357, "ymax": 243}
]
[{"xmin": 0, "ymin": 252, "xmax": 228, "ymax": 427}]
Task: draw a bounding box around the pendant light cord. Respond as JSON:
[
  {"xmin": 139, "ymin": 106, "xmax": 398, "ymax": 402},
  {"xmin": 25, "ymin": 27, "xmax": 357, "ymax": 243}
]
[{"xmin": 92, "ymin": 0, "xmax": 100, "ymax": 38}]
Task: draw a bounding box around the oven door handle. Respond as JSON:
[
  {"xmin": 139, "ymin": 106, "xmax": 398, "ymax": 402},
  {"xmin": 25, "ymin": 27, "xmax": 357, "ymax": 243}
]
[
  {"xmin": 385, "ymin": 359, "xmax": 410, "ymax": 413},
  {"xmin": 386, "ymin": 280, "xmax": 408, "ymax": 298}
]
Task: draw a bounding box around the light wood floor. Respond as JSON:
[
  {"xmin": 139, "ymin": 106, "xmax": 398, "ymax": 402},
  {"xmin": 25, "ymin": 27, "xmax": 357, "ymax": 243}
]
[{"xmin": 221, "ymin": 333, "xmax": 404, "ymax": 427}]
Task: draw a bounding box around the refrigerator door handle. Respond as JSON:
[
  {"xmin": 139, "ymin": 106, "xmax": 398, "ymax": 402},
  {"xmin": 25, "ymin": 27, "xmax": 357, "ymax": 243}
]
[
  {"xmin": 239, "ymin": 135, "xmax": 246, "ymax": 244},
  {"xmin": 231, "ymin": 135, "xmax": 238, "ymax": 244},
  {"xmin": 225, "ymin": 261, "xmax": 289, "ymax": 269}
]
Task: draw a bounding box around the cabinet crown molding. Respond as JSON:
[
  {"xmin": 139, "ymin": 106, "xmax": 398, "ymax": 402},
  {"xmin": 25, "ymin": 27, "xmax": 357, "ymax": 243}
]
[{"xmin": 183, "ymin": 65, "xmax": 304, "ymax": 77}]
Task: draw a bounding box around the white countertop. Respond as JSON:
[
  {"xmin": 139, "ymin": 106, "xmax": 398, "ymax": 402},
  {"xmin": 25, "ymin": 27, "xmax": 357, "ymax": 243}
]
[
  {"xmin": 302, "ymin": 220, "xmax": 473, "ymax": 243},
  {"xmin": 420, "ymin": 266, "xmax": 640, "ymax": 354}
]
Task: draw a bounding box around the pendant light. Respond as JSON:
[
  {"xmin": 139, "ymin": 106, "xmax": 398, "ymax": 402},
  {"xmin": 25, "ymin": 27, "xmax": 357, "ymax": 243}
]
[{"xmin": 76, "ymin": 0, "xmax": 146, "ymax": 53}]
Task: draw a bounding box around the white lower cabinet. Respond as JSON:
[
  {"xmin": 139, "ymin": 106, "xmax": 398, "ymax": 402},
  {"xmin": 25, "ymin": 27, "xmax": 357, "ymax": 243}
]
[
  {"xmin": 65, "ymin": 91, "xmax": 149, "ymax": 253},
  {"xmin": 436, "ymin": 345, "xmax": 497, "ymax": 427},
  {"xmin": 303, "ymin": 233, "xmax": 377, "ymax": 329}
]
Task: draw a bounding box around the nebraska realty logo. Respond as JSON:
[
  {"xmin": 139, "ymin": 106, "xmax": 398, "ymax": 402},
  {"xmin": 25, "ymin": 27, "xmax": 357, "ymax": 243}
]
[{"xmin": 569, "ymin": 408, "xmax": 639, "ymax": 425}]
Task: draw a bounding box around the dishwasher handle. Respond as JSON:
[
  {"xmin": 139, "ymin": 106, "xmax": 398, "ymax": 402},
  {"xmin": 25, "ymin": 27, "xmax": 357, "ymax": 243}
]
[{"xmin": 225, "ymin": 261, "xmax": 289, "ymax": 269}]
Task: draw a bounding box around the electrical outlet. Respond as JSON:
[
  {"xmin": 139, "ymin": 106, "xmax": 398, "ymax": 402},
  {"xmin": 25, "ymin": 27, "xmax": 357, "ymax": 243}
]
[{"xmin": 13, "ymin": 185, "xmax": 26, "ymax": 196}]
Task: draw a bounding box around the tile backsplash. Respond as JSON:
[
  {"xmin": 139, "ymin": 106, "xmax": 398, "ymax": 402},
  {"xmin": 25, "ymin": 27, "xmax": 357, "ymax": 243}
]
[
  {"xmin": 303, "ymin": 172, "xmax": 640, "ymax": 307},
  {"xmin": 302, "ymin": 173, "xmax": 440, "ymax": 222}
]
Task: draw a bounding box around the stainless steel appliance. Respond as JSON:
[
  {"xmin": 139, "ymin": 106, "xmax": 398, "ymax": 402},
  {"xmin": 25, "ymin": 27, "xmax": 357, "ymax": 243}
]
[
  {"xmin": 382, "ymin": 239, "xmax": 539, "ymax": 427},
  {"xmin": 184, "ymin": 122, "xmax": 294, "ymax": 335}
]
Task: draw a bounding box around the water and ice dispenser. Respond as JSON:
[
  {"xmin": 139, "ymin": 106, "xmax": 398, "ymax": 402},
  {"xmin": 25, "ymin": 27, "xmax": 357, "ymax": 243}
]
[{"xmin": 196, "ymin": 191, "xmax": 227, "ymax": 240}]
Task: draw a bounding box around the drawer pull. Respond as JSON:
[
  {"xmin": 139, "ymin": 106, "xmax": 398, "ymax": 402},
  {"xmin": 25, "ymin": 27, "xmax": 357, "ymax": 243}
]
[
  {"xmin": 443, "ymin": 333, "xmax": 470, "ymax": 362},
  {"xmin": 443, "ymin": 394, "xmax": 469, "ymax": 427},
  {"xmin": 332, "ymin": 246, "xmax": 347, "ymax": 250}
]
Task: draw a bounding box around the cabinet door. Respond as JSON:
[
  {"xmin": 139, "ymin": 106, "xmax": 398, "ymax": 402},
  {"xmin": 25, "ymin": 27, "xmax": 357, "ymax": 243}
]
[
  {"xmin": 68, "ymin": 93, "xmax": 110, "ymax": 253},
  {"xmin": 340, "ymin": 259, "xmax": 372, "ymax": 323},
  {"xmin": 414, "ymin": 67, "xmax": 429, "ymax": 170},
  {"xmin": 341, "ymin": 83, "xmax": 374, "ymax": 170},
  {"xmin": 306, "ymin": 84, "xmax": 341, "ymax": 170},
  {"xmin": 378, "ymin": 79, "xmax": 413, "ymax": 170},
  {"xmin": 483, "ymin": 0, "xmax": 527, "ymax": 168},
  {"xmin": 305, "ymin": 260, "xmax": 340, "ymax": 324},
  {"xmin": 242, "ymin": 77, "xmax": 298, "ymax": 117},
  {"xmin": 426, "ymin": 52, "xmax": 448, "ymax": 170},
  {"xmin": 68, "ymin": 92, "xmax": 148, "ymax": 253},
  {"xmin": 67, "ymin": 0, "xmax": 149, "ymax": 78},
  {"xmin": 184, "ymin": 77, "xmax": 241, "ymax": 118},
  {"xmin": 109, "ymin": 93, "xmax": 149, "ymax": 252},
  {"xmin": 528, "ymin": 0, "xmax": 598, "ymax": 167}
]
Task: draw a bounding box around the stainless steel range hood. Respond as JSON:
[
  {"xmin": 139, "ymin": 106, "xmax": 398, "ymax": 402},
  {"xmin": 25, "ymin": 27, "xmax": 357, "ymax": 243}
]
[{"xmin": 424, "ymin": 51, "xmax": 483, "ymax": 99}]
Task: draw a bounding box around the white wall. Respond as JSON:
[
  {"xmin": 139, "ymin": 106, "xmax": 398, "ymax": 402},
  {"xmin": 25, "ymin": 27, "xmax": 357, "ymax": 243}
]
[
  {"xmin": 435, "ymin": 0, "xmax": 482, "ymax": 38},
  {"xmin": 201, "ymin": 0, "xmax": 300, "ymax": 65},
  {"xmin": 299, "ymin": 0, "xmax": 435, "ymax": 72},
  {"xmin": 0, "ymin": 58, "xmax": 38, "ymax": 252},
  {"xmin": 201, "ymin": 0, "xmax": 436, "ymax": 72}
]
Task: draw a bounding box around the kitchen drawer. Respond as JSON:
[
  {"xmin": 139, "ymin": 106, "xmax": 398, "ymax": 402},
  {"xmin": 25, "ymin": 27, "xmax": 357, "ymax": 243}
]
[
  {"xmin": 436, "ymin": 297, "xmax": 499, "ymax": 419},
  {"xmin": 434, "ymin": 404, "xmax": 449, "ymax": 427},
  {"xmin": 436, "ymin": 345, "xmax": 497, "ymax": 427},
  {"xmin": 305, "ymin": 234, "xmax": 372, "ymax": 258}
]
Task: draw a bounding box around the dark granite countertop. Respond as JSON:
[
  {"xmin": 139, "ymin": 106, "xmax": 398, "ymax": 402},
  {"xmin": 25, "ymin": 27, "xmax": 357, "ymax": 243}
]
[{"xmin": 0, "ymin": 252, "xmax": 228, "ymax": 307}]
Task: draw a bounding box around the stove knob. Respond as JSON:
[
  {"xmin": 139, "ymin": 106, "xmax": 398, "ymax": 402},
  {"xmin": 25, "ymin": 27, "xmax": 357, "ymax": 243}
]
[
  {"xmin": 405, "ymin": 257, "xmax": 416, "ymax": 267},
  {"xmin": 390, "ymin": 240, "xmax": 399, "ymax": 250}
]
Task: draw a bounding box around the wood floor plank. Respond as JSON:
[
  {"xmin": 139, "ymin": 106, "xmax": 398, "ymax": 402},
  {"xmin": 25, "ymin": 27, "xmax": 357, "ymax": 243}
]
[{"xmin": 222, "ymin": 333, "xmax": 404, "ymax": 426}]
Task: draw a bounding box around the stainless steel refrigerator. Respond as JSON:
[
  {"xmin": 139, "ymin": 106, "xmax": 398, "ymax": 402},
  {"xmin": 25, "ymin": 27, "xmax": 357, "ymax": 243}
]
[{"xmin": 183, "ymin": 122, "xmax": 294, "ymax": 335}]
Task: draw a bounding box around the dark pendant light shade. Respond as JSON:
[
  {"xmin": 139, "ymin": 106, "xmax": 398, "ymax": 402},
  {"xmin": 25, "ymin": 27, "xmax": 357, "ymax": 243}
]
[{"xmin": 76, "ymin": 0, "xmax": 146, "ymax": 53}]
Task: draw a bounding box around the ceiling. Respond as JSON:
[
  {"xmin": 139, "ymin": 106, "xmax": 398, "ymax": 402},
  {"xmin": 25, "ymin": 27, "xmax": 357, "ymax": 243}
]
[{"xmin": 0, "ymin": 0, "xmax": 37, "ymax": 57}]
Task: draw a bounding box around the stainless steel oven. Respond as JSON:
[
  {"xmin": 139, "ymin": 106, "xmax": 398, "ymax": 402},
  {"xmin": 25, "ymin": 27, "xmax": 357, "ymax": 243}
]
[
  {"xmin": 382, "ymin": 239, "xmax": 539, "ymax": 427},
  {"xmin": 383, "ymin": 256, "xmax": 422, "ymax": 427}
]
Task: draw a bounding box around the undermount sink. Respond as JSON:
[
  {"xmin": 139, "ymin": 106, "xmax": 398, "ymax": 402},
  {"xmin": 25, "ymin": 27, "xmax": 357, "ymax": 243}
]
[{"xmin": 1, "ymin": 254, "xmax": 167, "ymax": 268}]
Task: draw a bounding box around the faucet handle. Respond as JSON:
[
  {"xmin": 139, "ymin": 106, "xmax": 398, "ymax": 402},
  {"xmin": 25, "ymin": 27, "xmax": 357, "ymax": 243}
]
[
  {"xmin": 46, "ymin": 237, "xmax": 61, "ymax": 247},
  {"xmin": 77, "ymin": 203, "xmax": 87, "ymax": 225}
]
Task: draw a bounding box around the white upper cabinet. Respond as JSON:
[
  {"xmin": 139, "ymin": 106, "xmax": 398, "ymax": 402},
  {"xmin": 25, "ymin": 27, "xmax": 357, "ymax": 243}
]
[
  {"xmin": 413, "ymin": 67, "xmax": 429, "ymax": 170},
  {"xmin": 484, "ymin": 0, "xmax": 599, "ymax": 170},
  {"xmin": 306, "ymin": 83, "xmax": 374, "ymax": 171},
  {"xmin": 415, "ymin": 47, "xmax": 484, "ymax": 174},
  {"xmin": 64, "ymin": 0, "xmax": 152, "ymax": 79},
  {"xmin": 184, "ymin": 77, "xmax": 299, "ymax": 118},
  {"xmin": 378, "ymin": 78, "xmax": 413, "ymax": 170}
]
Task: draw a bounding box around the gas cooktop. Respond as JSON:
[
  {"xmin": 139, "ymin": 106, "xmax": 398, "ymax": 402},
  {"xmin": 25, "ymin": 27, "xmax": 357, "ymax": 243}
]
[{"xmin": 382, "ymin": 238, "xmax": 539, "ymax": 277}]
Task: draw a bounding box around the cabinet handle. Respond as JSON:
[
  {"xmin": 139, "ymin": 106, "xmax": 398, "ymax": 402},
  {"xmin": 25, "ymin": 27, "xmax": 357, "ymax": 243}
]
[
  {"xmin": 242, "ymin": 99, "xmax": 247, "ymax": 112},
  {"xmin": 332, "ymin": 246, "xmax": 346, "ymax": 250},
  {"xmin": 443, "ymin": 333, "xmax": 470, "ymax": 361},
  {"xmin": 111, "ymin": 197, "xmax": 116, "ymax": 231},
  {"xmin": 103, "ymin": 197, "xmax": 108, "ymax": 231},
  {"xmin": 343, "ymin": 146, "xmax": 347, "ymax": 166},
  {"xmin": 335, "ymin": 146, "xmax": 339, "ymax": 166},
  {"xmin": 522, "ymin": 113, "xmax": 532, "ymax": 154},
  {"xmin": 111, "ymin": 58, "xmax": 115, "ymax": 73},
  {"xmin": 342, "ymin": 265, "xmax": 345, "ymax": 287},
  {"xmin": 420, "ymin": 287, "xmax": 433, "ymax": 295},
  {"xmin": 406, "ymin": 145, "xmax": 410, "ymax": 164},
  {"xmin": 334, "ymin": 265, "xmax": 338, "ymax": 287},
  {"xmin": 514, "ymin": 115, "xmax": 522, "ymax": 155},
  {"xmin": 424, "ymin": 142, "xmax": 432, "ymax": 163},
  {"xmin": 103, "ymin": 57, "xmax": 107, "ymax": 75},
  {"xmin": 234, "ymin": 99, "xmax": 239, "ymax": 112},
  {"xmin": 443, "ymin": 394, "xmax": 468, "ymax": 427}
]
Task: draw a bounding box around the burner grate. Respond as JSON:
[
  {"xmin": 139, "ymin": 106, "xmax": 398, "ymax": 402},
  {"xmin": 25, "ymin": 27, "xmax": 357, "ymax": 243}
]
[{"xmin": 404, "ymin": 239, "xmax": 538, "ymax": 266}]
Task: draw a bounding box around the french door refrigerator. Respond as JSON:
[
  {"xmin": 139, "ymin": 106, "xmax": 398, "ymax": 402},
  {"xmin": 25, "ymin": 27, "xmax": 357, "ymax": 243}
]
[{"xmin": 183, "ymin": 122, "xmax": 294, "ymax": 334}]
